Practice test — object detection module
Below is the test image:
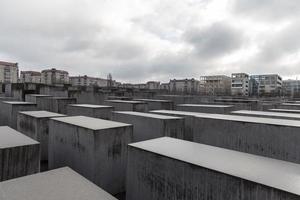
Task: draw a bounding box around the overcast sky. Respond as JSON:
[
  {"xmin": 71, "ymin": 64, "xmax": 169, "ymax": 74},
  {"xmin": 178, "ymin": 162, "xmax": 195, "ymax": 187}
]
[{"xmin": 0, "ymin": 0, "xmax": 299, "ymax": 83}]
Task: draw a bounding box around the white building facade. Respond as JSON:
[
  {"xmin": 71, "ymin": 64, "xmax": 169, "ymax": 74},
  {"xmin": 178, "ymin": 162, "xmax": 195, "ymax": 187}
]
[
  {"xmin": 0, "ymin": 61, "xmax": 19, "ymax": 83},
  {"xmin": 41, "ymin": 68, "xmax": 69, "ymax": 85},
  {"xmin": 231, "ymin": 73, "xmax": 249, "ymax": 96},
  {"xmin": 20, "ymin": 71, "xmax": 41, "ymax": 83}
]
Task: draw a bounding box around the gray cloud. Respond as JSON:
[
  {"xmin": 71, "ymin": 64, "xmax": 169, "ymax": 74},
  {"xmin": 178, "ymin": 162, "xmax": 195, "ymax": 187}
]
[
  {"xmin": 232, "ymin": 0, "xmax": 300, "ymax": 21},
  {"xmin": 184, "ymin": 23, "xmax": 245, "ymax": 59}
]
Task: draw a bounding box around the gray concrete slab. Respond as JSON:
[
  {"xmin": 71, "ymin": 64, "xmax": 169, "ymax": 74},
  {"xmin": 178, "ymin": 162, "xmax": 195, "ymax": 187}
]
[
  {"xmin": 270, "ymin": 108, "xmax": 300, "ymax": 113},
  {"xmin": 0, "ymin": 126, "xmax": 40, "ymax": 181},
  {"xmin": 48, "ymin": 116, "xmax": 133, "ymax": 195},
  {"xmin": 67, "ymin": 104, "xmax": 114, "ymax": 120},
  {"xmin": 277, "ymin": 103, "xmax": 300, "ymax": 110},
  {"xmin": 127, "ymin": 137, "xmax": 300, "ymax": 200},
  {"xmin": 232, "ymin": 110, "xmax": 300, "ymax": 120},
  {"xmin": 134, "ymin": 99, "xmax": 174, "ymax": 110},
  {"xmin": 151, "ymin": 110, "xmax": 300, "ymax": 164},
  {"xmin": 177, "ymin": 104, "xmax": 235, "ymax": 113},
  {"xmin": 37, "ymin": 97, "xmax": 77, "ymax": 114},
  {"xmin": 107, "ymin": 96, "xmax": 132, "ymax": 100},
  {"xmin": 112, "ymin": 111, "xmax": 184, "ymax": 142},
  {"xmin": 0, "ymin": 101, "xmax": 37, "ymax": 129},
  {"xmin": 105, "ymin": 100, "xmax": 148, "ymax": 112},
  {"xmin": 0, "ymin": 167, "xmax": 117, "ymax": 200},
  {"xmin": 17, "ymin": 111, "xmax": 66, "ymax": 161},
  {"xmin": 25, "ymin": 94, "xmax": 52, "ymax": 103}
]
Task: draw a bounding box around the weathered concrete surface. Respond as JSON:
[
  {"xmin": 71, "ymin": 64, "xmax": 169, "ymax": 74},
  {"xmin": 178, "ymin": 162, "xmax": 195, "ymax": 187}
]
[
  {"xmin": 105, "ymin": 100, "xmax": 148, "ymax": 112},
  {"xmin": 232, "ymin": 110, "xmax": 300, "ymax": 120},
  {"xmin": 151, "ymin": 110, "xmax": 300, "ymax": 164},
  {"xmin": 112, "ymin": 111, "xmax": 184, "ymax": 142},
  {"xmin": 108, "ymin": 96, "xmax": 133, "ymax": 100},
  {"xmin": 0, "ymin": 101, "xmax": 37, "ymax": 129},
  {"xmin": 0, "ymin": 126, "xmax": 40, "ymax": 181},
  {"xmin": 134, "ymin": 98, "xmax": 174, "ymax": 110},
  {"xmin": 48, "ymin": 116, "xmax": 133, "ymax": 195},
  {"xmin": 37, "ymin": 97, "xmax": 77, "ymax": 114},
  {"xmin": 25, "ymin": 94, "xmax": 52, "ymax": 103},
  {"xmin": 277, "ymin": 103, "xmax": 300, "ymax": 110},
  {"xmin": 0, "ymin": 167, "xmax": 117, "ymax": 200},
  {"xmin": 127, "ymin": 137, "xmax": 300, "ymax": 200},
  {"xmin": 270, "ymin": 108, "xmax": 300, "ymax": 114},
  {"xmin": 177, "ymin": 104, "xmax": 235, "ymax": 114},
  {"xmin": 67, "ymin": 104, "xmax": 114, "ymax": 120},
  {"xmin": 17, "ymin": 111, "xmax": 66, "ymax": 161}
]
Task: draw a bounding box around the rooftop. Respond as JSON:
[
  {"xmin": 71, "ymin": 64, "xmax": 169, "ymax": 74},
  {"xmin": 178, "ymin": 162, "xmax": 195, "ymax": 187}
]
[
  {"xmin": 113, "ymin": 111, "xmax": 182, "ymax": 120},
  {"xmin": 177, "ymin": 104, "xmax": 233, "ymax": 108},
  {"xmin": 129, "ymin": 137, "xmax": 300, "ymax": 196},
  {"xmin": 0, "ymin": 126, "xmax": 39, "ymax": 148},
  {"xmin": 0, "ymin": 167, "xmax": 117, "ymax": 200},
  {"xmin": 68, "ymin": 104, "xmax": 113, "ymax": 109},
  {"xmin": 0, "ymin": 61, "xmax": 18, "ymax": 67},
  {"xmin": 151, "ymin": 110, "xmax": 300, "ymax": 127},
  {"xmin": 19, "ymin": 111, "xmax": 65, "ymax": 118},
  {"xmin": 51, "ymin": 116, "xmax": 132, "ymax": 130}
]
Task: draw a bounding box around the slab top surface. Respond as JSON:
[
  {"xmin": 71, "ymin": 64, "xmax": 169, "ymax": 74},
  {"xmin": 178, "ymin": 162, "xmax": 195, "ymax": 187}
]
[
  {"xmin": 69, "ymin": 104, "xmax": 113, "ymax": 109},
  {"xmin": 270, "ymin": 109, "xmax": 300, "ymax": 113},
  {"xmin": 232, "ymin": 110, "xmax": 300, "ymax": 119},
  {"xmin": 0, "ymin": 167, "xmax": 117, "ymax": 200},
  {"xmin": 135, "ymin": 99, "xmax": 172, "ymax": 103},
  {"xmin": 51, "ymin": 116, "xmax": 132, "ymax": 130},
  {"xmin": 2, "ymin": 101, "xmax": 36, "ymax": 105},
  {"xmin": 0, "ymin": 126, "xmax": 39, "ymax": 148},
  {"xmin": 113, "ymin": 111, "xmax": 183, "ymax": 120},
  {"xmin": 151, "ymin": 110, "xmax": 300, "ymax": 127},
  {"xmin": 282, "ymin": 103, "xmax": 300, "ymax": 106},
  {"xmin": 178, "ymin": 104, "xmax": 233, "ymax": 108},
  {"xmin": 129, "ymin": 137, "xmax": 300, "ymax": 196},
  {"xmin": 50, "ymin": 97, "xmax": 76, "ymax": 100},
  {"xmin": 28, "ymin": 94, "xmax": 52, "ymax": 97},
  {"xmin": 19, "ymin": 111, "xmax": 65, "ymax": 118},
  {"xmin": 105, "ymin": 100, "xmax": 146, "ymax": 104}
]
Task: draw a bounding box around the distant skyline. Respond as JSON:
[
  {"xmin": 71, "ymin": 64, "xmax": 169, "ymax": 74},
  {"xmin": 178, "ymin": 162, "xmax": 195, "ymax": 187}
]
[{"xmin": 0, "ymin": 0, "xmax": 300, "ymax": 83}]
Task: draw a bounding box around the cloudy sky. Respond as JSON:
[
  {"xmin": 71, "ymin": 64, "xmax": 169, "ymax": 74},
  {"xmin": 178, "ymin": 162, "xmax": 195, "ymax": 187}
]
[{"xmin": 0, "ymin": 0, "xmax": 299, "ymax": 83}]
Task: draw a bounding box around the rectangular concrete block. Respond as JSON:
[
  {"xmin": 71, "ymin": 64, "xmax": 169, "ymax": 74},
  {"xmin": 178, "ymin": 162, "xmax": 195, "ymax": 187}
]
[
  {"xmin": 0, "ymin": 167, "xmax": 117, "ymax": 200},
  {"xmin": 105, "ymin": 100, "xmax": 148, "ymax": 112},
  {"xmin": 0, "ymin": 101, "xmax": 37, "ymax": 129},
  {"xmin": 134, "ymin": 99, "xmax": 174, "ymax": 110},
  {"xmin": 25, "ymin": 94, "xmax": 52, "ymax": 103},
  {"xmin": 0, "ymin": 126, "xmax": 40, "ymax": 181},
  {"xmin": 177, "ymin": 104, "xmax": 235, "ymax": 114},
  {"xmin": 270, "ymin": 108, "xmax": 300, "ymax": 114},
  {"xmin": 277, "ymin": 103, "xmax": 300, "ymax": 110},
  {"xmin": 49, "ymin": 116, "xmax": 133, "ymax": 195},
  {"xmin": 67, "ymin": 104, "xmax": 114, "ymax": 120},
  {"xmin": 112, "ymin": 111, "xmax": 184, "ymax": 142},
  {"xmin": 151, "ymin": 110, "xmax": 300, "ymax": 164},
  {"xmin": 37, "ymin": 97, "xmax": 77, "ymax": 114},
  {"xmin": 107, "ymin": 96, "xmax": 133, "ymax": 100},
  {"xmin": 17, "ymin": 111, "xmax": 66, "ymax": 161},
  {"xmin": 127, "ymin": 137, "xmax": 300, "ymax": 200},
  {"xmin": 232, "ymin": 110, "xmax": 300, "ymax": 120}
]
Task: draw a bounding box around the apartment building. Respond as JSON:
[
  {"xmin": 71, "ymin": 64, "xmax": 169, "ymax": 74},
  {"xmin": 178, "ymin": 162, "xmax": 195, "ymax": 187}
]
[
  {"xmin": 282, "ymin": 79, "xmax": 300, "ymax": 98},
  {"xmin": 20, "ymin": 71, "xmax": 41, "ymax": 83},
  {"xmin": 146, "ymin": 81, "xmax": 160, "ymax": 90},
  {"xmin": 41, "ymin": 68, "xmax": 69, "ymax": 85},
  {"xmin": 231, "ymin": 73, "xmax": 250, "ymax": 96},
  {"xmin": 0, "ymin": 61, "xmax": 19, "ymax": 83},
  {"xmin": 70, "ymin": 75, "xmax": 108, "ymax": 87},
  {"xmin": 200, "ymin": 75, "xmax": 231, "ymax": 96},
  {"xmin": 250, "ymin": 74, "xmax": 282, "ymax": 96},
  {"xmin": 169, "ymin": 78, "xmax": 200, "ymax": 94}
]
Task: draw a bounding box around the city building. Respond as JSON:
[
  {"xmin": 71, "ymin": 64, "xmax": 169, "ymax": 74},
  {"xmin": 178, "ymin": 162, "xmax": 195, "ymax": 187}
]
[
  {"xmin": 159, "ymin": 83, "xmax": 170, "ymax": 91},
  {"xmin": 0, "ymin": 61, "xmax": 19, "ymax": 83},
  {"xmin": 200, "ymin": 75, "xmax": 231, "ymax": 96},
  {"xmin": 41, "ymin": 68, "xmax": 69, "ymax": 85},
  {"xmin": 169, "ymin": 78, "xmax": 200, "ymax": 94},
  {"xmin": 282, "ymin": 79, "xmax": 300, "ymax": 98},
  {"xmin": 146, "ymin": 81, "xmax": 160, "ymax": 90},
  {"xmin": 70, "ymin": 75, "xmax": 108, "ymax": 87},
  {"xmin": 250, "ymin": 74, "xmax": 282, "ymax": 96},
  {"xmin": 231, "ymin": 73, "xmax": 249, "ymax": 96},
  {"xmin": 20, "ymin": 71, "xmax": 41, "ymax": 83}
]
